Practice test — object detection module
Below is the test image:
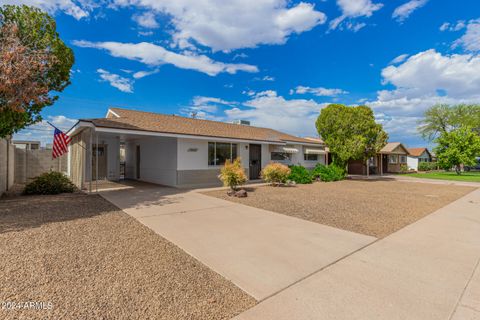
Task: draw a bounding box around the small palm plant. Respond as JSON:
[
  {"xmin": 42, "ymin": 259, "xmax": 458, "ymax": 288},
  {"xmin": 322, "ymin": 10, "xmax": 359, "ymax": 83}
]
[{"xmin": 218, "ymin": 158, "xmax": 247, "ymax": 192}]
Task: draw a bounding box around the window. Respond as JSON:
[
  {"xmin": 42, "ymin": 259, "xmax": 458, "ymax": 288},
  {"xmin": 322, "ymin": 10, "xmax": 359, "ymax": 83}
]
[
  {"xmin": 400, "ymin": 155, "xmax": 407, "ymax": 163},
  {"xmin": 271, "ymin": 152, "xmax": 291, "ymax": 161},
  {"xmin": 208, "ymin": 142, "xmax": 237, "ymax": 166},
  {"xmin": 304, "ymin": 154, "xmax": 318, "ymax": 161},
  {"xmin": 389, "ymin": 155, "xmax": 398, "ymax": 164}
]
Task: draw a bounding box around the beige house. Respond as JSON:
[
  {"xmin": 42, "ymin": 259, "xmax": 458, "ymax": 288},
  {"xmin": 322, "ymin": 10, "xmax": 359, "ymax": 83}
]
[
  {"xmin": 67, "ymin": 107, "xmax": 326, "ymax": 190},
  {"xmin": 347, "ymin": 142, "xmax": 410, "ymax": 175}
]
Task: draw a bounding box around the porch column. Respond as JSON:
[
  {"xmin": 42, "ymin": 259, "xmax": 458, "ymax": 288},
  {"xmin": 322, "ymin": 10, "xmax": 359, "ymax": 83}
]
[{"xmin": 380, "ymin": 154, "xmax": 383, "ymax": 176}]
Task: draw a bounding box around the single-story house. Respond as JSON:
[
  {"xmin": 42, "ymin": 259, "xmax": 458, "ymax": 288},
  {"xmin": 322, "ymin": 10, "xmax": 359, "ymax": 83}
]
[
  {"xmin": 407, "ymin": 147, "xmax": 432, "ymax": 171},
  {"xmin": 347, "ymin": 142, "xmax": 410, "ymax": 175},
  {"xmin": 67, "ymin": 107, "xmax": 326, "ymax": 189}
]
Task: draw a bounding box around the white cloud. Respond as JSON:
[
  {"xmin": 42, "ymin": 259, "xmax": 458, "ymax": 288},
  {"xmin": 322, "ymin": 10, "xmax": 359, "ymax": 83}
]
[
  {"xmin": 192, "ymin": 96, "xmax": 235, "ymax": 107},
  {"xmin": 138, "ymin": 31, "xmax": 154, "ymax": 36},
  {"xmin": 389, "ymin": 53, "xmax": 409, "ymax": 64},
  {"xmin": 330, "ymin": 0, "xmax": 383, "ymax": 30},
  {"xmin": 225, "ymin": 91, "xmax": 327, "ymax": 136},
  {"xmin": 180, "ymin": 96, "xmax": 237, "ymax": 120},
  {"xmin": 0, "ymin": 0, "xmax": 92, "ymax": 19},
  {"xmin": 439, "ymin": 22, "xmax": 450, "ymax": 32},
  {"xmin": 112, "ymin": 0, "xmax": 327, "ymax": 52},
  {"xmin": 453, "ymin": 19, "xmax": 480, "ymax": 52},
  {"xmin": 392, "ymin": 0, "xmax": 428, "ymax": 22},
  {"xmin": 440, "ymin": 20, "xmax": 466, "ymax": 32},
  {"xmin": 132, "ymin": 69, "xmax": 159, "ymax": 79},
  {"xmin": 262, "ymin": 76, "xmax": 275, "ymax": 81},
  {"xmin": 73, "ymin": 40, "xmax": 259, "ymax": 76},
  {"xmin": 132, "ymin": 11, "xmax": 159, "ymax": 28},
  {"xmin": 13, "ymin": 115, "xmax": 77, "ymax": 147},
  {"xmin": 367, "ymin": 49, "xmax": 480, "ymax": 117},
  {"xmin": 291, "ymin": 85, "xmax": 348, "ymax": 96},
  {"xmin": 232, "ymin": 53, "xmax": 248, "ymax": 60},
  {"xmin": 97, "ymin": 68, "xmax": 134, "ymax": 93}
]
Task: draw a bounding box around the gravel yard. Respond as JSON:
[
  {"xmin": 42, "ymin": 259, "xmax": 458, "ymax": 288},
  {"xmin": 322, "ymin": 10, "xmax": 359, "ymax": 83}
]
[
  {"xmin": 203, "ymin": 180, "xmax": 475, "ymax": 238},
  {"xmin": 0, "ymin": 193, "xmax": 255, "ymax": 320}
]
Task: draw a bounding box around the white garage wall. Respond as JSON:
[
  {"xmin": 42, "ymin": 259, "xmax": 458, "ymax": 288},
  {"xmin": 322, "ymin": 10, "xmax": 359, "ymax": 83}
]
[
  {"xmin": 136, "ymin": 137, "xmax": 177, "ymax": 186},
  {"xmin": 407, "ymin": 156, "xmax": 418, "ymax": 170},
  {"xmin": 177, "ymin": 139, "xmax": 208, "ymax": 170}
]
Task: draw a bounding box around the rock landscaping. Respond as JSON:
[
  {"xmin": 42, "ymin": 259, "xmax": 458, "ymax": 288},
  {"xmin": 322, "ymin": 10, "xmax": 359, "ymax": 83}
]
[
  {"xmin": 0, "ymin": 193, "xmax": 255, "ymax": 320},
  {"xmin": 204, "ymin": 180, "xmax": 475, "ymax": 238}
]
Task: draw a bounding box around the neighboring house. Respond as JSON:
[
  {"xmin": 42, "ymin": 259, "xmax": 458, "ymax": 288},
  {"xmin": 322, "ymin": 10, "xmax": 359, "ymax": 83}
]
[
  {"xmin": 347, "ymin": 142, "xmax": 410, "ymax": 175},
  {"xmin": 67, "ymin": 108, "xmax": 326, "ymax": 189},
  {"xmin": 12, "ymin": 140, "xmax": 40, "ymax": 150},
  {"xmin": 407, "ymin": 148, "xmax": 432, "ymax": 171}
]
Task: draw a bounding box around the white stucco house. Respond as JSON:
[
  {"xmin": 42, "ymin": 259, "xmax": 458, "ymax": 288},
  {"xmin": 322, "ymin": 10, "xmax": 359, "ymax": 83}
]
[
  {"xmin": 407, "ymin": 148, "xmax": 432, "ymax": 171},
  {"xmin": 67, "ymin": 108, "xmax": 326, "ymax": 189}
]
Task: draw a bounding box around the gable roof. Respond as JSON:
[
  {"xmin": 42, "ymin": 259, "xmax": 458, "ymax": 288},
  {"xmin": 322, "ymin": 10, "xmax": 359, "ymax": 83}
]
[
  {"xmin": 380, "ymin": 142, "xmax": 410, "ymax": 155},
  {"xmin": 408, "ymin": 147, "xmax": 431, "ymax": 157},
  {"xmin": 78, "ymin": 107, "xmax": 322, "ymax": 145}
]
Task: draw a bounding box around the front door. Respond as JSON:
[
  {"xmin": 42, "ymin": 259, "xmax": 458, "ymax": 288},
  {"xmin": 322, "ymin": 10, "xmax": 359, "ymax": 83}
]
[
  {"xmin": 249, "ymin": 144, "xmax": 262, "ymax": 179},
  {"xmin": 382, "ymin": 154, "xmax": 389, "ymax": 174},
  {"xmin": 92, "ymin": 144, "xmax": 107, "ymax": 180}
]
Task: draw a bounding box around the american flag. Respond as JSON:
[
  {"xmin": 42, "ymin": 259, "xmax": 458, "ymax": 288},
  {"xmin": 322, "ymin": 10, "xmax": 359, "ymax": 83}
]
[{"xmin": 52, "ymin": 127, "xmax": 72, "ymax": 159}]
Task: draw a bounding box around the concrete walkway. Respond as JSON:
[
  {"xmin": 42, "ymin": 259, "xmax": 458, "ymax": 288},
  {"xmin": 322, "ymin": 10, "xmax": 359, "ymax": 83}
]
[
  {"xmin": 235, "ymin": 188, "xmax": 480, "ymax": 320},
  {"xmin": 100, "ymin": 183, "xmax": 375, "ymax": 301}
]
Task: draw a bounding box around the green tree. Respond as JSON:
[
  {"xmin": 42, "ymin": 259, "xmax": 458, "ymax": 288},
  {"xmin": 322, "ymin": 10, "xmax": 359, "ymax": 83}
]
[
  {"xmin": 434, "ymin": 126, "xmax": 480, "ymax": 174},
  {"xmin": 316, "ymin": 104, "xmax": 388, "ymax": 168},
  {"xmin": 0, "ymin": 5, "xmax": 74, "ymax": 137},
  {"xmin": 418, "ymin": 104, "xmax": 480, "ymax": 141}
]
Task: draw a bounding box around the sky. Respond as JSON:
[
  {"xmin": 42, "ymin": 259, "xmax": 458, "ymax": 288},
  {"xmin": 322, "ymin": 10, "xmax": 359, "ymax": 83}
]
[{"xmin": 5, "ymin": 0, "xmax": 480, "ymax": 148}]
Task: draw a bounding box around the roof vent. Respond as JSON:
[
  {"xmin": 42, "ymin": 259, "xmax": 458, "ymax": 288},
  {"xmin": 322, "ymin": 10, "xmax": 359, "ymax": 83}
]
[{"xmin": 231, "ymin": 119, "xmax": 251, "ymax": 126}]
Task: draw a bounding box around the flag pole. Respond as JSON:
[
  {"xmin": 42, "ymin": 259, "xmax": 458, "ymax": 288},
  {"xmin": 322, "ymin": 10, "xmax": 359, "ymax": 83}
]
[{"xmin": 47, "ymin": 121, "xmax": 86, "ymax": 151}]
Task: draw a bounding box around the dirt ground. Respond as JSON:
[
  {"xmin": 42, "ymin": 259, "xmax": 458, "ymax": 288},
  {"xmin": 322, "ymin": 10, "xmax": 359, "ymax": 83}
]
[
  {"xmin": 204, "ymin": 179, "xmax": 476, "ymax": 238},
  {"xmin": 0, "ymin": 193, "xmax": 255, "ymax": 320}
]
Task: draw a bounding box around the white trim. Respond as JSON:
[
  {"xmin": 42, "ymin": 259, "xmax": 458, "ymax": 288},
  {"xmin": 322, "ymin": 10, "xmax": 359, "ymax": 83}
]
[
  {"xmin": 67, "ymin": 121, "xmax": 94, "ymax": 136},
  {"xmin": 305, "ymin": 148, "xmax": 326, "ymax": 155},
  {"xmin": 283, "ymin": 140, "xmax": 324, "ymax": 147},
  {"xmin": 106, "ymin": 109, "xmax": 120, "ymax": 118},
  {"xmin": 282, "ymin": 147, "xmax": 299, "ymax": 154}
]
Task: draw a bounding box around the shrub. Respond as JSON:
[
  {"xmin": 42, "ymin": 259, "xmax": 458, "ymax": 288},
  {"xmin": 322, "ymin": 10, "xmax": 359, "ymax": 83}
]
[
  {"xmin": 24, "ymin": 171, "xmax": 75, "ymax": 195},
  {"xmin": 288, "ymin": 165, "xmax": 313, "ymax": 184},
  {"xmin": 218, "ymin": 158, "xmax": 247, "ymax": 191},
  {"xmin": 312, "ymin": 163, "xmax": 345, "ymax": 182},
  {"xmin": 261, "ymin": 163, "xmax": 291, "ymax": 186},
  {"xmin": 418, "ymin": 162, "xmax": 438, "ymax": 171},
  {"xmin": 400, "ymin": 164, "xmax": 409, "ymax": 174}
]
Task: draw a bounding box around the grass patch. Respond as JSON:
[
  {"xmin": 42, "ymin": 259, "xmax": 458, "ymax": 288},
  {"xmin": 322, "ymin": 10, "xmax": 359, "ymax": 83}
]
[{"xmin": 409, "ymin": 171, "xmax": 480, "ymax": 182}]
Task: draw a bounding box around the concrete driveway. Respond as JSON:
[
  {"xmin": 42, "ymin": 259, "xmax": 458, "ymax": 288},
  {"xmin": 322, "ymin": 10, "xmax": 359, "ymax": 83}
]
[{"xmin": 100, "ymin": 183, "xmax": 375, "ymax": 301}]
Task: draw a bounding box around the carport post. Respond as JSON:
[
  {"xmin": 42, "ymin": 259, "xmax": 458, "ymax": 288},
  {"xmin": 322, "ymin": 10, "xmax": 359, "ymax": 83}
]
[
  {"xmin": 89, "ymin": 128, "xmax": 92, "ymax": 193},
  {"xmin": 96, "ymin": 130, "xmax": 98, "ymax": 193}
]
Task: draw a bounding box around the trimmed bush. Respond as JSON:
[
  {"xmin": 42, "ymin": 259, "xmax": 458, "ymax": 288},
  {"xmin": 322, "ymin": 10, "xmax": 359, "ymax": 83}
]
[
  {"xmin": 24, "ymin": 171, "xmax": 75, "ymax": 195},
  {"xmin": 400, "ymin": 164, "xmax": 409, "ymax": 174},
  {"xmin": 218, "ymin": 158, "xmax": 247, "ymax": 191},
  {"xmin": 418, "ymin": 161, "xmax": 438, "ymax": 171},
  {"xmin": 312, "ymin": 163, "xmax": 345, "ymax": 182},
  {"xmin": 288, "ymin": 165, "xmax": 313, "ymax": 184},
  {"xmin": 261, "ymin": 163, "xmax": 291, "ymax": 186}
]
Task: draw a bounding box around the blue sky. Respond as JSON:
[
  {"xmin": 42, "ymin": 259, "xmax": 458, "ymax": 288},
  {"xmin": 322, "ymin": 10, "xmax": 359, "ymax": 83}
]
[{"xmin": 7, "ymin": 0, "xmax": 480, "ymax": 148}]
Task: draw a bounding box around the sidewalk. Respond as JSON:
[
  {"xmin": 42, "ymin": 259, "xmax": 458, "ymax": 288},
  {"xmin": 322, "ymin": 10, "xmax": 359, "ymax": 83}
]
[{"xmin": 235, "ymin": 188, "xmax": 480, "ymax": 320}]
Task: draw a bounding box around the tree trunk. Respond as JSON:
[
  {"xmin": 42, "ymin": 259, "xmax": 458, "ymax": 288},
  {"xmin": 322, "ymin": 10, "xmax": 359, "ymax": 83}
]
[{"xmin": 455, "ymin": 165, "xmax": 461, "ymax": 175}]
